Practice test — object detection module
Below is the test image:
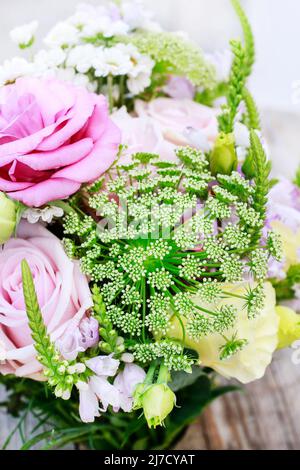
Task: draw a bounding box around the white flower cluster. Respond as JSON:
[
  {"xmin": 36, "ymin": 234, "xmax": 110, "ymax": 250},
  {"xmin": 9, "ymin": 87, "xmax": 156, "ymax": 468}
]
[
  {"xmin": 1, "ymin": 1, "xmax": 156, "ymax": 95},
  {"xmin": 22, "ymin": 206, "xmax": 64, "ymax": 224},
  {"xmin": 10, "ymin": 20, "xmax": 38, "ymax": 47},
  {"xmin": 67, "ymin": 42, "xmax": 154, "ymax": 94}
]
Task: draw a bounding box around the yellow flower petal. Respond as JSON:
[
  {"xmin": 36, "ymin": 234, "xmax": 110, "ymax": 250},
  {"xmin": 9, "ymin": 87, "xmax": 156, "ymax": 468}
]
[
  {"xmin": 271, "ymin": 220, "xmax": 300, "ymax": 270},
  {"xmin": 168, "ymin": 282, "xmax": 279, "ymax": 384},
  {"xmin": 276, "ymin": 305, "xmax": 300, "ymax": 349}
]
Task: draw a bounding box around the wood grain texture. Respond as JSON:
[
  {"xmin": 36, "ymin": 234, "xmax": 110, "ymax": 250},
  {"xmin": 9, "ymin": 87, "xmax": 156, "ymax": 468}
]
[{"xmin": 175, "ymin": 349, "xmax": 300, "ymax": 450}]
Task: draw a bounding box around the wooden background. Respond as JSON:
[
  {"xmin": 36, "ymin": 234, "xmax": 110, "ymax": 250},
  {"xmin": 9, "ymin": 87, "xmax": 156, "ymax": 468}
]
[{"xmin": 1, "ymin": 111, "xmax": 300, "ymax": 450}]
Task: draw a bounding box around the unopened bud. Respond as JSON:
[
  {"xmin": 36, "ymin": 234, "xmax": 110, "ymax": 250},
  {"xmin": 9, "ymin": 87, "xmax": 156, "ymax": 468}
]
[{"xmin": 210, "ymin": 132, "xmax": 238, "ymax": 176}]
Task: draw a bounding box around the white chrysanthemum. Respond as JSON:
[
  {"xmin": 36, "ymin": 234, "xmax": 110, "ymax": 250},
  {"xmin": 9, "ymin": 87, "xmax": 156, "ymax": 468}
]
[
  {"xmin": 33, "ymin": 48, "xmax": 66, "ymax": 73},
  {"xmin": 22, "ymin": 206, "xmax": 64, "ymax": 224},
  {"xmin": 67, "ymin": 4, "xmax": 98, "ymax": 29},
  {"xmin": 10, "ymin": 20, "xmax": 38, "ymax": 47},
  {"xmin": 121, "ymin": 0, "xmax": 161, "ymax": 32},
  {"xmin": 0, "ymin": 57, "xmax": 33, "ymax": 86},
  {"xmin": 80, "ymin": 15, "xmax": 129, "ymax": 38},
  {"xmin": 66, "ymin": 44, "xmax": 97, "ymax": 74},
  {"xmin": 126, "ymin": 48, "xmax": 154, "ymax": 94},
  {"xmin": 44, "ymin": 22, "xmax": 79, "ymax": 48},
  {"xmin": 169, "ymin": 282, "xmax": 279, "ymax": 384},
  {"xmin": 93, "ymin": 45, "xmax": 133, "ymax": 77},
  {"xmin": 127, "ymin": 71, "xmax": 151, "ymax": 94},
  {"xmin": 51, "ymin": 67, "xmax": 97, "ymax": 92}
]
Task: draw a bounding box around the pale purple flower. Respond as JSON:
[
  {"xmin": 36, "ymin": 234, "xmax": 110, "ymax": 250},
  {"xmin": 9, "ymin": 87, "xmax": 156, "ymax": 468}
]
[
  {"xmin": 90, "ymin": 375, "xmax": 121, "ymax": 412},
  {"xmin": 77, "ymin": 381, "xmax": 100, "ymax": 424},
  {"xmin": 163, "ymin": 76, "xmax": 195, "ymax": 100},
  {"xmin": 86, "ymin": 354, "xmax": 120, "ymax": 377},
  {"xmin": 57, "ymin": 317, "xmax": 99, "ymax": 361},
  {"xmin": 268, "ymin": 257, "xmax": 287, "ymax": 281},
  {"xmin": 79, "ymin": 317, "xmax": 99, "ymax": 349},
  {"xmin": 282, "ymin": 299, "xmax": 300, "ymax": 313},
  {"xmin": 267, "ymin": 179, "xmax": 300, "ymax": 233},
  {"xmin": 77, "ymin": 355, "xmax": 123, "ymax": 422},
  {"xmin": 114, "ymin": 363, "xmax": 146, "ymax": 412},
  {"xmin": 57, "ymin": 327, "xmax": 84, "ymax": 361}
]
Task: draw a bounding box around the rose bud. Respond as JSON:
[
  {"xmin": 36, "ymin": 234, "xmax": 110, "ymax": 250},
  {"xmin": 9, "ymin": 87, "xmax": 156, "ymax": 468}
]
[{"xmin": 210, "ymin": 132, "xmax": 238, "ymax": 176}]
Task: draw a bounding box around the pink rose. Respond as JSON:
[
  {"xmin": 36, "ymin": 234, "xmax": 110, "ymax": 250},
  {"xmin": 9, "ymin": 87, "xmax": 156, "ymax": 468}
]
[
  {"xmin": 135, "ymin": 97, "xmax": 218, "ymax": 151},
  {"xmin": 0, "ymin": 221, "xmax": 93, "ymax": 380},
  {"xmin": 162, "ymin": 76, "xmax": 195, "ymax": 100},
  {"xmin": 0, "ymin": 77, "xmax": 121, "ymax": 207},
  {"xmin": 111, "ymin": 107, "xmax": 176, "ymax": 164}
]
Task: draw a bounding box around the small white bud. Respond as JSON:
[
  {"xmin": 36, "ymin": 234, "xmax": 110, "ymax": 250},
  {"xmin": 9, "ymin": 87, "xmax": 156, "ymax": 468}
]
[
  {"xmin": 57, "ymin": 365, "xmax": 66, "ymax": 375},
  {"xmin": 121, "ymin": 353, "xmax": 134, "ymax": 363},
  {"xmin": 75, "ymin": 363, "xmax": 86, "ymax": 373},
  {"xmin": 67, "ymin": 365, "xmax": 77, "ymax": 375},
  {"xmin": 62, "ymin": 390, "xmax": 71, "ymax": 401}
]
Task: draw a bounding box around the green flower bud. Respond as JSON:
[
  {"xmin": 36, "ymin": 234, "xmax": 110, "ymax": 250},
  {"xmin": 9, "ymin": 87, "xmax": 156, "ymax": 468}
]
[
  {"xmin": 141, "ymin": 383, "xmax": 176, "ymax": 429},
  {"xmin": 133, "ymin": 383, "xmax": 147, "ymax": 410},
  {"xmin": 0, "ymin": 192, "xmax": 17, "ymax": 244},
  {"xmin": 242, "ymin": 151, "xmax": 256, "ymax": 179},
  {"xmin": 100, "ymin": 341, "xmax": 112, "ymax": 354},
  {"xmin": 210, "ymin": 132, "xmax": 238, "ymax": 176}
]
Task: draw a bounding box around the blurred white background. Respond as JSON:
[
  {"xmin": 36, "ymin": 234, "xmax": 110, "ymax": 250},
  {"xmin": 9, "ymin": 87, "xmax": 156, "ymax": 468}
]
[
  {"xmin": 0, "ymin": 0, "xmax": 299, "ymax": 175},
  {"xmin": 1, "ymin": 0, "xmax": 299, "ymax": 114}
]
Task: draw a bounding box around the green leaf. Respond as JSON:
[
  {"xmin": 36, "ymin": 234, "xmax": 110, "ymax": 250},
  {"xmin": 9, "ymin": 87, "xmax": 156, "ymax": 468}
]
[
  {"xmin": 249, "ymin": 130, "xmax": 271, "ymax": 244},
  {"xmin": 243, "ymin": 87, "xmax": 261, "ymax": 130},
  {"xmin": 273, "ymin": 264, "xmax": 300, "ymax": 301},
  {"xmin": 231, "ymin": 0, "xmax": 255, "ymax": 77},
  {"xmin": 170, "ymin": 366, "xmax": 206, "ymax": 392},
  {"xmin": 155, "ymin": 375, "xmax": 239, "ymax": 449},
  {"xmin": 294, "ymin": 167, "xmax": 300, "ymax": 189},
  {"xmin": 218, "ymin": 40, "xmax": 248, "ymax": 133},
  {"xmin": 21, "ymin": 260, "xmax": 55, "ymax": 368}
]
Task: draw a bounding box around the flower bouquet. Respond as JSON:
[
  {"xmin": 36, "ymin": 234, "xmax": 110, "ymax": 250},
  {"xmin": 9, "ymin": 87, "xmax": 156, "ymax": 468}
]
[{"xmin": 0, "ymin": 0, "xmax": 300, "ymax": 451}]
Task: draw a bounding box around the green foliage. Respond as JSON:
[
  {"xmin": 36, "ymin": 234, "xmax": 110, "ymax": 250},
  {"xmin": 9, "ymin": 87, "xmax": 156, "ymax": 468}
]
[
  {"xmin": 0, "ymin": 373, "xmax": 238, "ymax": 450},
  {"xmin": 294, "ymin": 167, "xmax": 300, "ymax": 189},
  {"xmin": 21, "ymin": 260, "xmax": 62, "ymax": 381},
  {"xmin": 62, "ymin": 146, "xmax": 274, "ymax": 365},
  {"xmin": 249, "ymin": 130, "xmax": 272, "ymax": 244},
  {"xmin": 231, "ymin": 0, "xmax": 255, "ymax": 77},
  {"xmin": 219, "ymin": 335, "xmax": 248, "ymax": 361},
  {"xmin": 21, "ymin": 260, "xmax": 89, "ymax": 400},
  {"xmin": 123, "ymin": 31, "xmax": 216, "ymax": 88},
  {"xmin": 243, "ymin": 87, "xmax": 261, "ymax": 130},
  {"xmin": 195, "ymin": 82, "xmax": 228, "ymax": 107},
  {"xmin": 273, "ymin": 264, "xmax": 300, "ymax": 301},
  {"xmin": 92, "ymin": 285, "xmax": 125, "ymax": 356},
  {"xmin": 218, "ymin": 40, "xmax": 247, "ymax": 133}
]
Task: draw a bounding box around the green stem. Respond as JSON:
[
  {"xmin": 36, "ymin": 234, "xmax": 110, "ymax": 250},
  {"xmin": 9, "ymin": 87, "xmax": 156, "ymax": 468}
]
[
  {"xmin": 145, "ymin": 361, "xmax": 158, "ymax": 385},
  {"xmin": 48, "ymin": 200, "xmax": 75, "ymax": 215},
  {"xmin": 157, "ymin": 363, "xmax": 170, "ymax": 385},
  {"xmin": 107, "ymin": 75, "xmax": 114, "ymax": 113}
]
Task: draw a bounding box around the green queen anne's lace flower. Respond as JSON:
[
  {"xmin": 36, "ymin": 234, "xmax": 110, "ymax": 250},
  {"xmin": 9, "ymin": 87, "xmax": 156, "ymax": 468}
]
[{"xmin": 60, "ymin": 142, "xmax": 274, "ymax": 372}]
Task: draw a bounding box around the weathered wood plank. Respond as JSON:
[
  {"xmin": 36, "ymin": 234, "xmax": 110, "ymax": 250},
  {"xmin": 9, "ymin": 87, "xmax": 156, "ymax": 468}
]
[{"xmin": 175, "ymin": 349, "xmax": 300, "ymax": 450}]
